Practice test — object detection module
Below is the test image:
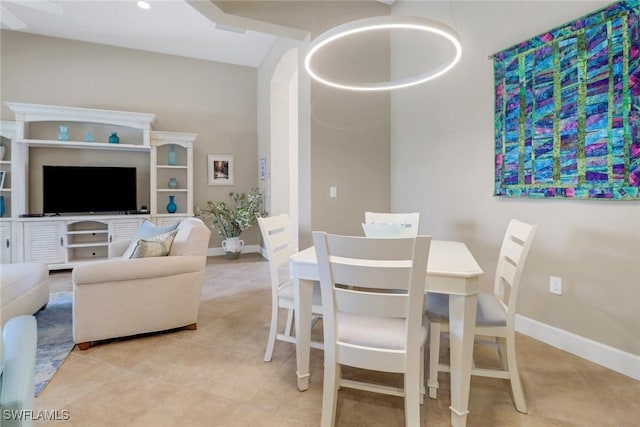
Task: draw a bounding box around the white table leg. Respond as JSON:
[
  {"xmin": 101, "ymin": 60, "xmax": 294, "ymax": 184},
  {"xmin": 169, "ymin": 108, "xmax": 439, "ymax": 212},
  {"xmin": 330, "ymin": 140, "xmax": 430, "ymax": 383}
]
[
  {"xmin": 294, "ymin": 277, "xmax": 313, "ymax": 391},
  {"xmin": 447, "ymin": 292, "xmax": 478, "ymax": 427}
]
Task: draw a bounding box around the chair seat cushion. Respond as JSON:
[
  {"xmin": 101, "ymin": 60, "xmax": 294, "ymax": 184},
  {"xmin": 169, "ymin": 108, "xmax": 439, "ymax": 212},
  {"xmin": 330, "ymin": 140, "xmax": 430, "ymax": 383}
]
[
  {"xmin": 126, "ymin": 230, "xmax": 178, "ymax": 259},
  {"xmin": 361, "ymin": 222, "xmax": 405, "ymax": 238},
  {"xmin": 123, "ymin": 221, "xmax": 180, "ymax": 258},
  {"xmin": 132, "ymin": 220, "xmax": 179, "ymax": 241},
  {"xmin": 279, "ymin": 280, "xmax": 323, "ymax": 307},
  {"xmin": 338, "ymin": 313, "xmax": 428, "ymax": 350},
  {"xmin": 425, "ymin": 292, "xmax": 507, "ymax": 326}
]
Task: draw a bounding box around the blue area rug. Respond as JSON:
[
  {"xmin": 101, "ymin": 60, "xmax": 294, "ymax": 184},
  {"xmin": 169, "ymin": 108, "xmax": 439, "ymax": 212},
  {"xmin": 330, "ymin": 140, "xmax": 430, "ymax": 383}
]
[{"xmin": 34, "ymin": 292, "xmax": 74, "ymax": 397}]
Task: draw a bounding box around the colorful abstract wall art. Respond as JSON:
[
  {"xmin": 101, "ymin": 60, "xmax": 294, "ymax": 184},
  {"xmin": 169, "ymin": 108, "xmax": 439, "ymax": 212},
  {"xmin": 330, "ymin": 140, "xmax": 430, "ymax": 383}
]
[{"xmin": 493, "ymin": 0, "xmax": 640, "ymax": 199}]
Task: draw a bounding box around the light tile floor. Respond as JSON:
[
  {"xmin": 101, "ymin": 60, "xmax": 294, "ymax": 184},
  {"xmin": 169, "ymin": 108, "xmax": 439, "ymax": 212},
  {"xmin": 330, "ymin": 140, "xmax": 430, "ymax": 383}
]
[{"xmin": 37, "ymin": 254, "xmax": 640, "ymax": 426}]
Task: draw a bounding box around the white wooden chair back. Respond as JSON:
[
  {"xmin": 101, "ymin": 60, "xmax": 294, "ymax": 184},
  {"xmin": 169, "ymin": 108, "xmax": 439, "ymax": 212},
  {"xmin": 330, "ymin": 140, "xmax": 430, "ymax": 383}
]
[
  {"xmin": 258, "ymin": 214, "xmax": 301, "ymax": 362},
  {"xmin": 425, "ymin": 219, "xmax": 537, "ymax": 413},
  {"xmin": 313, "ymin": 231, "xmax": 431, "ymax": 426},
  {"xmin": 493, "ymin": 219, "xmax": 537, "ymax": 327},
  {"xmin": 258, "ymin": 214, "xmax": 296, "ymax": 292},
  {"xmin": 364, "ymin": 212, "xmax": 420, "ymax": 237}
]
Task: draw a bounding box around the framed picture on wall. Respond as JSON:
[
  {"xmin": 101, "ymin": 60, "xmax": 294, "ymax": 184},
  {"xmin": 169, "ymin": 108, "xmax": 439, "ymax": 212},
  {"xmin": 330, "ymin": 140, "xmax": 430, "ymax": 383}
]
[
  {"xmin": 208, "ymin": 154, "xmax": 234, "ymax": 186},
  {"xmin": 259, "ymin": 157, "xmax": 268, "ymax": 180}
]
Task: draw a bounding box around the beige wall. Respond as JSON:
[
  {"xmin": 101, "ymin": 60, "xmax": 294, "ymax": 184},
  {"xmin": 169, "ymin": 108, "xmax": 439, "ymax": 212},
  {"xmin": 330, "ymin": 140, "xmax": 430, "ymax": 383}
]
[
  {"xmin": 390, "ymin": 1, "xmax": 640, "ymax": 356},
  {"xmin": 0, "ymin": 30, "xmax": 260, "ymax": 248},
  {"xmin": 220, "ymin": 1, "xmax": 392, "ymax": 248}
]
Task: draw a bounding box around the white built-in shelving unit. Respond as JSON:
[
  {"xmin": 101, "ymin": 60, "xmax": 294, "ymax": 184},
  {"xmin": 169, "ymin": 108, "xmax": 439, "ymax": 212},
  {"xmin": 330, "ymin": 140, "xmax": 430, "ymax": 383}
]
[
  {"xmin": 150, "ymin": 131, "xmax": 196, "ymax": 225},
  {"xmin": 0, "ymin": 102, "xmax": 197, "ymax": 268}
]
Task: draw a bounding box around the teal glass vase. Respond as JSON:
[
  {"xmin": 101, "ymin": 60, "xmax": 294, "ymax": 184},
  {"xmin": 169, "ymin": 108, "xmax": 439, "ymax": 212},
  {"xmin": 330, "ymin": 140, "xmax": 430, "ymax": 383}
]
[
  {"xmin": 108, "ymin": 132, "xmax": 120, "ymax": 144},
  {"xmin": 0, "ymin": 195, "xmax": 4, "ymax": 217},
  {"xmin": 168, "ymin": 177, "xmax": 178, "ymax": 188},
  {"xmin": 166, "ymin": 195, "xmax": 177, "ymax": 214},
  {"xmin": 168, "ymin": 144, "xmax": 177, "ymax": 165},
  {"xmin": 58, "ymin": 125, "xmax": 69, "ymax": 141}
]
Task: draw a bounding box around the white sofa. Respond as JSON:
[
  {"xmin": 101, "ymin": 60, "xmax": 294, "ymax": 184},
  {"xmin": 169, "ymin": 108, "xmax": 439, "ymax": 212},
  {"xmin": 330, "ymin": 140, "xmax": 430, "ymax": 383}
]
[
  {"xmin": 72, "ymin": 217, "xmax": 211, "ymax": 350},
  {"xmin": 1, "ymin": 315, "xmax": 37, "ymax": 427},
  {"xmin": 0, "ymin": 263, "xmax": 49, "ymax": 327}
]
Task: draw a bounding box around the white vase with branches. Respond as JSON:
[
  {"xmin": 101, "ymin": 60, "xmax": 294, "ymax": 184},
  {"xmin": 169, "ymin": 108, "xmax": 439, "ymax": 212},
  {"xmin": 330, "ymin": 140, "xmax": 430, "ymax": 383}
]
[{"xmin": 195, "ymin": 188, "xmax": 266, "ymax": 259}]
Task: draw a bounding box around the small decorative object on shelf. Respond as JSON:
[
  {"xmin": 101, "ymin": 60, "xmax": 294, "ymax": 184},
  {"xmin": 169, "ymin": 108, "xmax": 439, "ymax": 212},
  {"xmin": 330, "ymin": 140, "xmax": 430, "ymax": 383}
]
[
  {"xmin": 168, "ymin": 177, "xmax": 178, "ymax": 188},
  {"xmin": 84, "ymin": 131, "xmax": 94, "ymax": 142},
  {"xmin": 168, "ymin": 144, "xmax": 177, "ymax": 165},
  {"xmin": 0, "ymin": 143, "xmax": 4, "ymax": 160},
  {"xmin": 58, "ymin": 125, "xmax": 69, "ymax": 141},
  {"xmin": 0, "ymin": 195, "xmax": 5, "ymax": 217},
  {"xmin": 108, "ymin": 132, "xmax": 120, "ymax": 144},
  {"xmin": 166, "ymin": 195, "xmax": 177, "ymax": 213}
]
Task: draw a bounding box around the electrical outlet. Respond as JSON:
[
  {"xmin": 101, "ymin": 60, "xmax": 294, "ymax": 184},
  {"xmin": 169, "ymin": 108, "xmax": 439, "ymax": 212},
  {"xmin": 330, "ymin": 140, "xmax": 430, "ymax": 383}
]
[{"xmin": 550, "ymin": 276, "xmax": 562, "ymax": 295}]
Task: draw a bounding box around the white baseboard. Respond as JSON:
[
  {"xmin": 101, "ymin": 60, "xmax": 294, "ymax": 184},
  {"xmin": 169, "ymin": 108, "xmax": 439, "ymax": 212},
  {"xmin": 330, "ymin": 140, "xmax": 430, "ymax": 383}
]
[
  {"xmin": 516, "ymin": 314, "xmax": 640, "ymax": 380},
  {"xmin": 206, "ymin": 244, "xmax": 262, "ymax": 257}
]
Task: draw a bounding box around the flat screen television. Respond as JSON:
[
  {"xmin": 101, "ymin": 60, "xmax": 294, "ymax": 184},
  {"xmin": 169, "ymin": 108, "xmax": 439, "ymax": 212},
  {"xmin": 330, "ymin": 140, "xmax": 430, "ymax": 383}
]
[{"xmin": 43, "ymin": 166, "xmax": 137, "ymax": 215}]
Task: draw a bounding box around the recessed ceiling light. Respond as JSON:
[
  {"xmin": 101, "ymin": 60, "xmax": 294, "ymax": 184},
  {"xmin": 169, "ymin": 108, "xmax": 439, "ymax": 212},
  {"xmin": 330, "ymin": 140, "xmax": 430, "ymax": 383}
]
[{"xmin": 137, "ymin": 1, "xmax": 151, "ymax": 10}]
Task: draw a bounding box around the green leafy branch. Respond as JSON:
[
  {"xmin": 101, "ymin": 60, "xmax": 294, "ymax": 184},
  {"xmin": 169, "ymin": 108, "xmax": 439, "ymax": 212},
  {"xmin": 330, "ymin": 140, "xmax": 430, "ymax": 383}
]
[{"xmin": 195, "ymin": 188, "xmax": 267, "ymax": 239}]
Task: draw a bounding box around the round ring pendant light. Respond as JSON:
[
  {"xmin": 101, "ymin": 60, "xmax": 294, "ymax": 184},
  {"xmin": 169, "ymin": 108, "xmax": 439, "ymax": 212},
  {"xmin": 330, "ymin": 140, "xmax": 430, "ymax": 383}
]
[{"xmin": 304, "ymin": 15, "xmax": 462, "ymax": 92}]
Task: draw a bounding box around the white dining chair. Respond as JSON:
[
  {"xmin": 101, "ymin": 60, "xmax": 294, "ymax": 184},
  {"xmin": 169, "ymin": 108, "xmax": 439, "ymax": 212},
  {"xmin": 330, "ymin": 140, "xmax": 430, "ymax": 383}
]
[
  {"xmin": 258, "ymin": 214, "xmax": 323, "ymax": 362},
  {"xmin": 312, "ymin": 231, "xmax": 431, "ymax": 427},
  {"xmin": 425, "ymin": 219, "xmax": 537, "ymax": 413},
  {"xmin": 364, "ymin": 211, "xmax": 420, "ymax": 237}
]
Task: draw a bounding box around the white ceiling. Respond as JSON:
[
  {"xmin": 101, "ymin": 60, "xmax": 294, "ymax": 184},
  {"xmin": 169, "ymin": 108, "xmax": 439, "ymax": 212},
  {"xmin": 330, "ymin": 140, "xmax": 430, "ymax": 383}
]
[{"xmin": 0, "ymin": 0, "xmax": 278, "ymax": 68}]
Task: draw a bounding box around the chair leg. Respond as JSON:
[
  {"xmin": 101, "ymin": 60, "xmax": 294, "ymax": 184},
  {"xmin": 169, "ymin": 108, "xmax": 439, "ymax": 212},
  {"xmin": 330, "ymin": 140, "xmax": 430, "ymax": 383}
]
[
  {"xmin": 264, "ymin": 304, "xmax": 279, "ymax": 362},
  {"xmin": 420, "ymin": 344, "xmax": 425, "ymax": 404},
  {"xmin": 505, "ymin": 335, "xmax": 527, "ymax": 413},
  {"xmin": 405, "ymin": 357, "xmax": 421, "ymax": 426},
  {"xmin": 284, "ymin": 308, "xmax": 294, "ymax": 337},
  {"xmin": 321, "ymin": 361, "xmax": 339, "ymax": 427},
  {"xmin": 497, "ymin": 336, "xmax": 508, "ymax": 370},
  {"xmin": 428, "ymin": 321, "xmax": 441, "ymax": 399}
]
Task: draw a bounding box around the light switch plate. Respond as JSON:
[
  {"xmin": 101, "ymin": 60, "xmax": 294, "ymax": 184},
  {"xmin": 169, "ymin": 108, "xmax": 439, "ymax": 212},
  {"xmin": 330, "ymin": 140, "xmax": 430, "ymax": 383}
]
[{"xmin": 550, "ymin": 276, "xmax": 562, "ymax": 295}]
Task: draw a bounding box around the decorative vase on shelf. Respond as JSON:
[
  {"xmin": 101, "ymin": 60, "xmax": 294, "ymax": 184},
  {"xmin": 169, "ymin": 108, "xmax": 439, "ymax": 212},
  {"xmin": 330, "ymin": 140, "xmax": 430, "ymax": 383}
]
[
  {"xmin": 58, "ymin": 125, "xmax": 69, "ymax": 141},
  {"xmin": 166, "ymin": 195, "xmax": 177, "ymax": 213},
  {"xmin": 108, "ymin": 132, "xmax": 120, "ymax": 144},
  {"xmin": 222, "ymin": 236, "xmax": 244, "ymax": 260},
  {"xmin": 168, "ymin": 177, "xmax": 178, "ymax": 188},
  {"xmin": 0, "ymin": 144, "xmax": 5, "ymax": 161},
  {"xmin": 168, "ymin": 144, "xmax": 177, "ymax": 165},
  {"xmin": 84, "ymin": 132, "xmax": 94, "ymax": 142},
  {"xmin": 0, "ymin": 195, "xmax": 5, "ymax": 217}
]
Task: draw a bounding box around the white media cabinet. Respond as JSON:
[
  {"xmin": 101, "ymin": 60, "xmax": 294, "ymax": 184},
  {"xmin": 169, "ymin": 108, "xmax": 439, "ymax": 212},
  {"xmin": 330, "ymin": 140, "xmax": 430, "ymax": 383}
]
[
  {"xmin": 0, "ymin": 102, "xmax": 197, "ymax": 269},
  {"xmin": 16, "ymin": 215, "xmax": 149, "ymax": 270}
]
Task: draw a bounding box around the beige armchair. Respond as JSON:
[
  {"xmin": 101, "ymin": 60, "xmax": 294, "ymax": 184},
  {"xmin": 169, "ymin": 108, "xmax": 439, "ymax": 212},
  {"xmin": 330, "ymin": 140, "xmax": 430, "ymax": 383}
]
[{"xmin": 72, "ymin": 217, "xmax": 210, "ymax": 350}]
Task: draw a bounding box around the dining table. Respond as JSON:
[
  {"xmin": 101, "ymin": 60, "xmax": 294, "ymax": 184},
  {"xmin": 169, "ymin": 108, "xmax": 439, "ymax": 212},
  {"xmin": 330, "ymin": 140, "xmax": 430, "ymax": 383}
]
[{"xmin": 289, "ymin": 239, "xmax": 483, "ymax": 427}]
